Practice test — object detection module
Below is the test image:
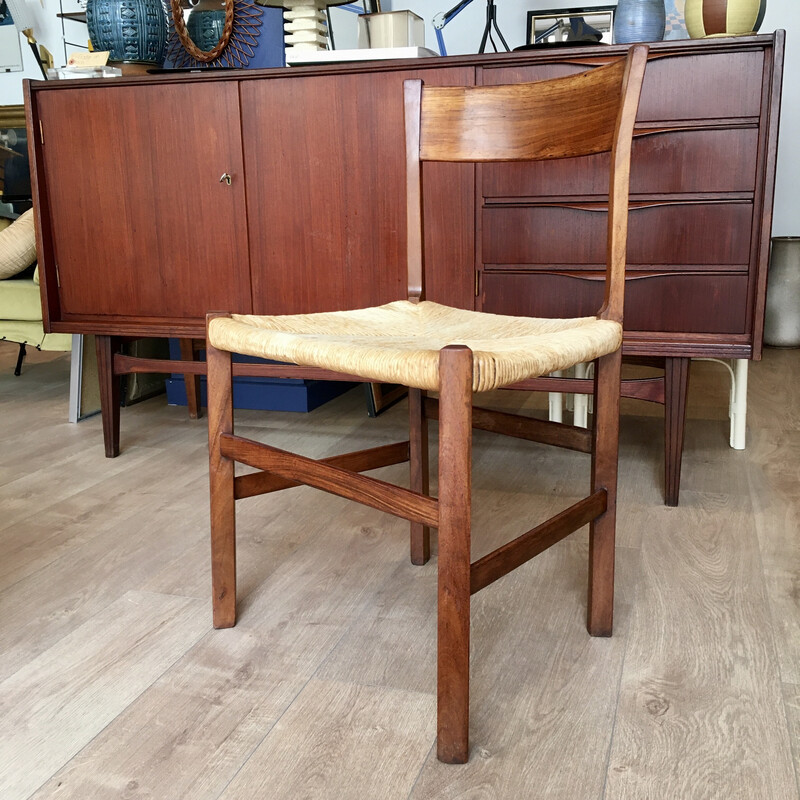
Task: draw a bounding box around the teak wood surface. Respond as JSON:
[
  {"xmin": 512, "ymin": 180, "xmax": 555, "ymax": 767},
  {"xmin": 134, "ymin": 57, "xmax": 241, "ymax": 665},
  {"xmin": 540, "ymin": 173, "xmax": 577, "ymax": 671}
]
[
  {"xmin": 23, "ymin": 33, "xmax": 784, "ymax": 509},
  {"xmin": 202, "ymin": 48, "xmax": 647, "ymax": 763}
]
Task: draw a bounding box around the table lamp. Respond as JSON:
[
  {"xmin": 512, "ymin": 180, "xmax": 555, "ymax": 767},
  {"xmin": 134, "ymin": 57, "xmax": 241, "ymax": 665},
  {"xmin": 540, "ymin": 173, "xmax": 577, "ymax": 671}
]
[
  {"xmin": 257, "ymin": 1, "xmax": 365, "ymax": 53},
  {"xmin": 433, "ymin": 0, "xmax": 508, "ymax": 56}
]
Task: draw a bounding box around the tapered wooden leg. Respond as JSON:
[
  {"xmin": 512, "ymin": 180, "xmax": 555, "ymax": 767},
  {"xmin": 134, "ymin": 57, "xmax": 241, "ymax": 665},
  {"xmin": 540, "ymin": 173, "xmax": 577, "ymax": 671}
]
[
  {"xmin": 95, "ymin": 335, "xmax": 121, "ymax": 458},
  {"xmin": 179, "ymin": 338, "xmax": 203, "ymax": 420},
  {"xmin": 437, "ymin": 346, "xmax": 472, "ymax": 764},
  {"xmin": 664, "ymin": 357, "xmax": 690, "ymax": 507},
  {"xmin": 408, "ymin": 387, "xmax": 430, "ymax": 565},
  {"xmin": 587, "ymin": 349, "xmax": 621, "ymax": 637},
  {"xmin": 207, "ymin": 330, "xmax": 236, "ymax": 629}
]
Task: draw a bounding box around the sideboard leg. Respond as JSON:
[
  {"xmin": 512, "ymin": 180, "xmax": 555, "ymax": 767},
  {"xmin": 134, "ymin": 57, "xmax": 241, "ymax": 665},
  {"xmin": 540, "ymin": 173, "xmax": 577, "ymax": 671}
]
[
  {"xmin": 664, "ymin": 357, "xmax": 690, "ymax": 507},
  {"xmin": 179, "ymin": 338, "xmax": 203, "ymax": 419},
  {"xmin": 96, "ymin": 335, "xmax": 122, "ymax": 458}
]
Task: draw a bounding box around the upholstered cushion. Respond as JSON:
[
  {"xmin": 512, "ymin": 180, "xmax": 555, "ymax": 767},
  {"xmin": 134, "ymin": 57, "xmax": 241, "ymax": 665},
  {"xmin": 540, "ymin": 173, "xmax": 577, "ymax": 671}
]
[
  {"xmin": 0, "ymin": 210, "xmax": 37, "ymax": 280},
  {"xmin": 0, "ymin": 277, "xmax": 43, "ymax": 321},
  {"xmin": 208, "ymin": 300, "xmax": 622, "ymax": 393}
]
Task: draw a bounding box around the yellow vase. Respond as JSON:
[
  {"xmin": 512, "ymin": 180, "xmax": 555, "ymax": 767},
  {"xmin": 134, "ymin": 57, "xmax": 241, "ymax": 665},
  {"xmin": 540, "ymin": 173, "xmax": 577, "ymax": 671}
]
[{"xmin": 684, "ymin": 0, "xmax": 765, "ymax": 38}]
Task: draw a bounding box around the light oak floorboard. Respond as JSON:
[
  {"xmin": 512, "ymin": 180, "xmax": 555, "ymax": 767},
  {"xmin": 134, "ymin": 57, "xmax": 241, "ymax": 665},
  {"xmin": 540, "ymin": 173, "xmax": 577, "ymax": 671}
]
[
  {"xmin": 0, "ymin": 348, "xmax": 798, "ymax": 799},
  {"xmin": 0, "ymin": 590, "xmax": 207, "ymax": 798},
  {"xmin": 605, "ymin": 490, "xmax": 796, "ymax": 800},
  {"xmin": 216, "ymin": 678, "xmax": 435, "ymax": 800}
]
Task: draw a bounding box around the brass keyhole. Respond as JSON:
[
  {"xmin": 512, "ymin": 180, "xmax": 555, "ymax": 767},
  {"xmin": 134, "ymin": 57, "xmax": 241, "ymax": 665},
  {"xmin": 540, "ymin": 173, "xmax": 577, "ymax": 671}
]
[{"xmin": 219, "ymin": 173, "xmax": 232, "ymax": 186}]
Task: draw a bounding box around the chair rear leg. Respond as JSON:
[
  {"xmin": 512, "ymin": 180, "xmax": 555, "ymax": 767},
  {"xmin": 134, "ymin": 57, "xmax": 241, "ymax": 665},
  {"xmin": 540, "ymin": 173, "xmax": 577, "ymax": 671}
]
[
  {"xmin": 587, "ymin": 349, "xmax": 622, "ymax": 637},
  {"xmin": 408, "ymin": 387, "xmax": 430, "ymax": 565},
  {"xmin": 207, "ymin": 338, "xmax": 237, "ymax": 629},
  {"xmin": 436, "ymin": 346, "xmax": 472, "ymax": 764}
]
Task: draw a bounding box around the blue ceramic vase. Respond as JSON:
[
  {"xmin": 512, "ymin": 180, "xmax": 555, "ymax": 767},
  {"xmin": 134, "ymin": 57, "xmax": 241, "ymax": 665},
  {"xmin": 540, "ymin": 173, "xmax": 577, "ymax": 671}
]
[
  {"xmin": 614, "ymin": 0, "xmax": 666, "ymax": 43},
  {"xmin": 87, "ymin": 0, "xmax": 168, "ymax": 65}
]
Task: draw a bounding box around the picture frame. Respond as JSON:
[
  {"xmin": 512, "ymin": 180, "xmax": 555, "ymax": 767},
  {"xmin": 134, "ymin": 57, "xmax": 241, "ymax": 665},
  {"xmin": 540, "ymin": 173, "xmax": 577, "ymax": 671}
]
[
  {"xmin": 364, "ymin": 382, "xmax": 406, "ymax": 418},
  {"xmin": 526, "ymin": 6, "xmax": 615, "ymax": 46}
]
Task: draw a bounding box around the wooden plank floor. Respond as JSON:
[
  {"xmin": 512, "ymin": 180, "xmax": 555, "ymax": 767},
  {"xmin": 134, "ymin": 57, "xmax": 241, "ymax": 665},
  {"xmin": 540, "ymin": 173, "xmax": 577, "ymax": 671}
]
[{"xmin": 1, "ymin": 342, "xmax": 798, "ymax": 799}]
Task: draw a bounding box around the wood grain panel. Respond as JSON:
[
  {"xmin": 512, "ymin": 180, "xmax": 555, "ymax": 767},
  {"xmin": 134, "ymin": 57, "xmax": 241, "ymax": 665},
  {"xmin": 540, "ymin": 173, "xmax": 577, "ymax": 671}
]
[
  {"xmin": 241, "ymin": 67, "xmax": 475, "ymax": 315},
  {"xmin": 605, "ymin": 497, "xmax": 796, "ymax": 799},
  {"xmin": 484, "ymin": 128, "xmax": 759, "ymax": 198},
  {"xmin": 482, "ymin": 201, "xmax": 753, "ymax": 267},
  {"xmin": 0, "ymin": 590, "xmax": 207, "ymax": 799},
  {"xmin": 35, "ymin": 82, "xmax": 251, "ymax": 322},
  {"xmin": 482, "ymin": 271, "xmax": 749, "ymax": 334},
  {"xmin": 481, "ymin": 49, "xmax": 764, "ymax": 122}
]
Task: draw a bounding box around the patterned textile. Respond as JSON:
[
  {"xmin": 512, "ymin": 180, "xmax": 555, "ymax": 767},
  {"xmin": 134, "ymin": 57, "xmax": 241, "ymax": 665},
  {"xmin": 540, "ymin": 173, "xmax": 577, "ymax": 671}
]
[{"xmin": 209, "ymin": 301, "xmax": 623, "ymax": 393}]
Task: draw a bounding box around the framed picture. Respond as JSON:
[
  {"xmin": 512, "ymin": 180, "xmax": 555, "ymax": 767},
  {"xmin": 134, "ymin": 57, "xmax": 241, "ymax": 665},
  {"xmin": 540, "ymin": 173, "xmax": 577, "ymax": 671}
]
[{"xmin": 527, "ymin": 6, "xmax": 615, "ymax": 46}]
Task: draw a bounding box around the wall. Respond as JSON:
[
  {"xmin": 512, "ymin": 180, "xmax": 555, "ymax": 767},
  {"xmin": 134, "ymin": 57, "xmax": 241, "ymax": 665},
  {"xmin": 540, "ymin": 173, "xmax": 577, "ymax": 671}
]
[
  {"xmin": 1, "ymin": 0, "xmax": 797, "ymax": 233},
  {"xmin": 760, "ymin": 0, "xmax": 798, "ymax": 235}
]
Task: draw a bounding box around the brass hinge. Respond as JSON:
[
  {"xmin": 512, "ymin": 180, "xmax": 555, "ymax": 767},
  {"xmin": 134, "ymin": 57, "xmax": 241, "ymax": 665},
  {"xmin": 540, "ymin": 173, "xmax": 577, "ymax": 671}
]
[
  {"xmin": 55, "ymin": 264, "xmax": 60, "ymax": 288},
  {"xmin": 39, "ymin": 120, "xmax": 44, "ymax": 145},
  {"xmin": 475, "ymin": 270, "xmax": 480, "ymax": 297}
]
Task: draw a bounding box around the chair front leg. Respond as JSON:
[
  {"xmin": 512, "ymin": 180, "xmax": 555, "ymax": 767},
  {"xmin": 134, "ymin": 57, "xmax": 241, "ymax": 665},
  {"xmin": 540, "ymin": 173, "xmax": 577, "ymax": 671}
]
[
  {"xmin": 587, "ymin": 348, "xmax": 622, "ymax": 637},
  {"xmin": 436, "ymin": 346, "xmax": 473, "ymax": 764},
  {"xmin": 207, "ymin": 334, "xmax": 237, "ymax": 629},
  {"xmin": 408, "ymin": 387, "xmax": 430, "ymax": 565}
]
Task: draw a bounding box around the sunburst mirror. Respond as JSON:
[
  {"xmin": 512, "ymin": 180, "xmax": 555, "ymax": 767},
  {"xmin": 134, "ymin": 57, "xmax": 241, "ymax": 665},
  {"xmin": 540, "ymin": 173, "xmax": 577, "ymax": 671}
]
[{"xmin": 167, "ymin": 0, "xmax": 263, "ymax": 68}]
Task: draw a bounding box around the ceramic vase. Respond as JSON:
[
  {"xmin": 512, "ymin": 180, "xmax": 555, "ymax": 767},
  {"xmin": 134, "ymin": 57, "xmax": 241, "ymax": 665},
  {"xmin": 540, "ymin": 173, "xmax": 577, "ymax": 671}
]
[
  {"xmin": 684, "ymin": 0, "xmax": 766, "ymax": 38},
  {"xmin": 614, "ymin": 0, "xmax": 666, "ymax": 43},
  {"xmin": 764, "ymin": 237, "xmax": 800, "ymax": 348},
  {"xmin": 87, "ymin": 0, "xmax": 168, "ymax": 65}
]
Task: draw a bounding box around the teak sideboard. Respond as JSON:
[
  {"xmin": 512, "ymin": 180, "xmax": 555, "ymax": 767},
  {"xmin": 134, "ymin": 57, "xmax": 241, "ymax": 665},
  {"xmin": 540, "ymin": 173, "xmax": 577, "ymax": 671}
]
[{"xmin": 25, "ymin": 33, "xmax": 784, "ymax": 505}]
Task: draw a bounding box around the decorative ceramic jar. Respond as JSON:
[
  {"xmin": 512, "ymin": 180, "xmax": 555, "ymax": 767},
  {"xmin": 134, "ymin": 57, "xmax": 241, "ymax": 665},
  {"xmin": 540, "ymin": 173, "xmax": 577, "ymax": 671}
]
[
  {"xmin": 684, "ymin": 0, "xmax": 766, "ymax": 38},
  {"xmin": 614, "ymin": 0, "xmax": 666, "ymax": 43},
  {"xmin": 87, "ymin": 0, "xmax": 168, "ymax": 65},
  {"xmin": 764, "ymin": 237, "xmax": 800, "ymax": 348}
]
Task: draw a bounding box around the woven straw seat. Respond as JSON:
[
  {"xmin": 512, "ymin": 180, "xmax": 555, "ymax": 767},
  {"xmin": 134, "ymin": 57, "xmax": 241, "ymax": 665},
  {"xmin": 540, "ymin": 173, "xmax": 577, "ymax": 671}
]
[{"xmin": 208, "ymin": 301, "xmax": 622, "ymax": 393}]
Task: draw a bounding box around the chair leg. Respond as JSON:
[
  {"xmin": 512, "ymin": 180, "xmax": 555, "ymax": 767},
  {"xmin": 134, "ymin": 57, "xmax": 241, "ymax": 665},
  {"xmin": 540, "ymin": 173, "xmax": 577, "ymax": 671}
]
[
  {"xmin": 207, "ymin": 339, "xmax": 237, "ymax": 629},
  {"xmin": 13, "ymin": 342, "xmax": 26, "ymax": 376},
  {"xmin": 436, "ymin": 345, "xmax": 472, "ymax": 764},
  {"xmin": 408, "ymin": 387, "xmax": 430, "ymax": 565},
  {"xmin": 587, "ymin": 349, "xmax": 622, "ymax": 637}
]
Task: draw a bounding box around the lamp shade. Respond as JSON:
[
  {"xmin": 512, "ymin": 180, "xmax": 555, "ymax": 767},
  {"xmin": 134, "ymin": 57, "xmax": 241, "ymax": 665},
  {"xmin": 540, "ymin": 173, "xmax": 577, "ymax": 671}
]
[{"xmin": 5, "ymin": 0, "xmax": 35, "ymax": 32}]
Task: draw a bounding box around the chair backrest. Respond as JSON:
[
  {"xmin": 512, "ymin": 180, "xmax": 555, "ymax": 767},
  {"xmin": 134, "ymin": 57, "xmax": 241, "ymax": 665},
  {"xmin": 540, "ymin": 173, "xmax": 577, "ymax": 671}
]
[{"xmin": 404, "ymin": 45, "xmax": 648, "ymax": 323}]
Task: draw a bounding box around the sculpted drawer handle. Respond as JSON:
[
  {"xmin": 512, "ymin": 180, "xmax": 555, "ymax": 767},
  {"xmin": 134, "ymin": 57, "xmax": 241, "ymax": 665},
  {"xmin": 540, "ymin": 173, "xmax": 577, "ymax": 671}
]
[{"xmin": 219, "ymin": 173, "xmax": 232, "ymax": 186}]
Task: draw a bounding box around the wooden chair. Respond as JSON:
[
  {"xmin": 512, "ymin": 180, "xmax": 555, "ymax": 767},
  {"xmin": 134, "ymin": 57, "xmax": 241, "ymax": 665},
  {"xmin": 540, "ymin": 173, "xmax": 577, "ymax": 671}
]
[{"xmin": 205, "ymin": 45, "xmax": 648, "ymax": 764}]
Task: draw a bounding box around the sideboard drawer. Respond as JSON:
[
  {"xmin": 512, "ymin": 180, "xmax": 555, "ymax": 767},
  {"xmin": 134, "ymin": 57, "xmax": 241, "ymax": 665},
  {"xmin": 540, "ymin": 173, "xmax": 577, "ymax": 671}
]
[
  {"xmin": 483, "ymin": 201, "xmax": 752, "ymax": 268},
  {"xmin": 482, "ymin": 272, "xmax": 749, "ymax": 334},
  {"xmin": 483, "ymin": 127, "xmax": 759, "ymax": 198},
  {"xmin": 481, "ymin": 49, "xmax": 764, "ymax": 122}
]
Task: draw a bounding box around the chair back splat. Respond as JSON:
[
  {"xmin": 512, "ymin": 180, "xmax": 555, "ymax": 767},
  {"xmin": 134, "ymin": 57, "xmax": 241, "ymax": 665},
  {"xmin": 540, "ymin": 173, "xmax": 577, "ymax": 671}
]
[
  {"xmin": 205, "ymin": 45, "xmax": 648, "ymax": 766},
  {"xmin": 404, "ymin": 44, "xmax": 648, "ymax": 317}
]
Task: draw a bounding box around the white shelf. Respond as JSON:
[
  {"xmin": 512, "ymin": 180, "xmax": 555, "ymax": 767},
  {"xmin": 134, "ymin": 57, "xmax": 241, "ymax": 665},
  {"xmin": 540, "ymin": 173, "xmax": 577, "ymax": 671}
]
[{"xmin": 286, "ymin": 46, "xmax": 440, "ymax": 66}]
